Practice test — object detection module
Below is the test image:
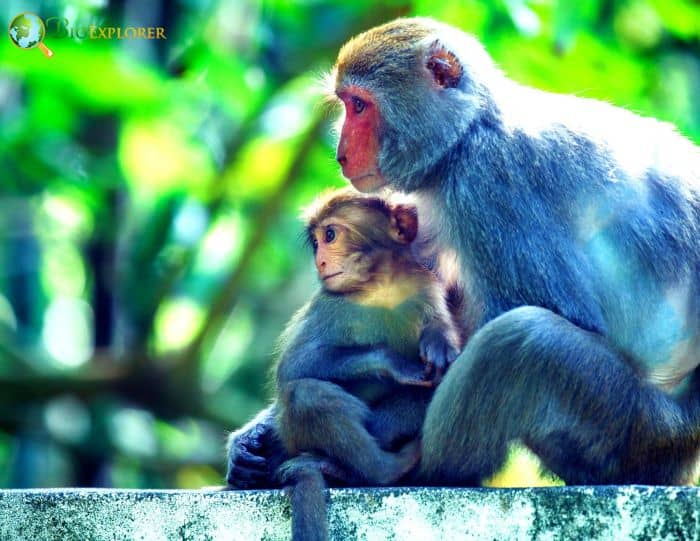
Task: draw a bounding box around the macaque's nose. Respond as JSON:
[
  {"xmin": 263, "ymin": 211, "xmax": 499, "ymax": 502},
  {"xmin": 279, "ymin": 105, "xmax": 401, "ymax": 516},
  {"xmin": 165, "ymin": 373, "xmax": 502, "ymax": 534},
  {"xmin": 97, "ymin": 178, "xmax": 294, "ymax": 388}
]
[{"xmin": 336, "ymin": 154, "xmax": 347, "ymax": 167}]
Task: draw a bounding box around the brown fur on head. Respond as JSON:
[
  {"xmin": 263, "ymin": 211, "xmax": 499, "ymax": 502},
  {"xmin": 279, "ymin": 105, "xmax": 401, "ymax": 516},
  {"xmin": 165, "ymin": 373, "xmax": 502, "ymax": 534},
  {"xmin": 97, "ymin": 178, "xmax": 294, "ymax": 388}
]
[
  {"xmin": 303, "ymin": 187, "xmax": 417, "ymax": 249},
  {"xmin": 333, "ymin": 18, "xmax": 435, "ymax": 84},
  {"xmin": 331, "ymin": 18, "xmax": 493, "ymax": 193},
  {"xmin": 303, "ymin": 187, "xmax": 419, "ymax": 294},
  {"xmin": 330, "ymin": 18, "xmax": 469, "ymax": 191}
]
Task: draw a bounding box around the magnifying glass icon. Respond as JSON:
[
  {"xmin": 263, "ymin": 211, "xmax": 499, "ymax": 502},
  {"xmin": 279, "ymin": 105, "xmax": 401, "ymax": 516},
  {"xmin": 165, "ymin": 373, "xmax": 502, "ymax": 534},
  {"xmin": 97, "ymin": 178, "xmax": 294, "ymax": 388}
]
[{"xmin": 8, "ymin": 13, "xmax": 54, "ymax": 58}]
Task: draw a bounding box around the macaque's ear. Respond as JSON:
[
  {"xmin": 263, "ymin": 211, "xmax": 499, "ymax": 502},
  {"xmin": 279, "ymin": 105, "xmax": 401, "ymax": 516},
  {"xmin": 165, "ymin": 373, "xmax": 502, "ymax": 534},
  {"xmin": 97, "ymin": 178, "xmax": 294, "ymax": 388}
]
[
  {"xmin": 390, "ymin": 204, "xmax": 418, "ymax": 244},
  {"xmin": 425, "ymin": 40, "xmax": 462, "ymax": 89}
]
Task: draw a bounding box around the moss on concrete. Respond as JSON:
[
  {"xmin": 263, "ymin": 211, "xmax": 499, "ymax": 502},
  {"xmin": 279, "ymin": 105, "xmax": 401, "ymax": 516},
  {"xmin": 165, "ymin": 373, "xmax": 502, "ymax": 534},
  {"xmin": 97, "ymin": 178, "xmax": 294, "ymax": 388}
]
[{"xmin": 0, "ymin": 486, "xmax": 698, "ymax": 540}]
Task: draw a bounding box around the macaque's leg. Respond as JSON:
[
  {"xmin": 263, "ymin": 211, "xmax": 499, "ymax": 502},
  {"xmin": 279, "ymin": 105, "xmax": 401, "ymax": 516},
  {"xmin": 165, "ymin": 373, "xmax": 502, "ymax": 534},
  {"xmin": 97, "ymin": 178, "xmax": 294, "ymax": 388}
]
[
  {"xmin": 367, "ymin": 391, "xmax": 431, "ymax": 450},
  {"xmin": 279, "ymin": 378, "xmax": 420, "ymax": 485},
  {"xmin": 420, "ymin": 307, "xmax": 698, "ymax": 486}
]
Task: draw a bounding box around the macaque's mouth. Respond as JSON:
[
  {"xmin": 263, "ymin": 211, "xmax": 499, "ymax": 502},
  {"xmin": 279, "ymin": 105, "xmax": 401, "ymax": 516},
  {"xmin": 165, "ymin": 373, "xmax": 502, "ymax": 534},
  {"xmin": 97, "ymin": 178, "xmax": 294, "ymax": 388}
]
[
  {"xmin": 322, "ymin": 272, "xmax": 343, "ymax": 281},
  {"xmin": 349, "ymin": 172, "xmax": 387, "ymax": 192},
  {"xmin": 350, "ymin": 173, "xmax": 376, "ymax": 181}
]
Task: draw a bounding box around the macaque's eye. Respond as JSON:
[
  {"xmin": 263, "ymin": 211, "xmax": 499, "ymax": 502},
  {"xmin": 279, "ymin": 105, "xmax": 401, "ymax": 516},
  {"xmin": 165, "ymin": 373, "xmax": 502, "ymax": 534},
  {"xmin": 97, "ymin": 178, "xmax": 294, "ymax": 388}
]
[
  {"xmin": 325, "ymin": 226, "xmax": 337, "ymax": 244},
  {"xmin": 311, "ymin": 237, "xmax": 318, "ymax": 253},
  {"xmin": 351, "ymin": 96, "xmax": 366, "ymax": 114}
]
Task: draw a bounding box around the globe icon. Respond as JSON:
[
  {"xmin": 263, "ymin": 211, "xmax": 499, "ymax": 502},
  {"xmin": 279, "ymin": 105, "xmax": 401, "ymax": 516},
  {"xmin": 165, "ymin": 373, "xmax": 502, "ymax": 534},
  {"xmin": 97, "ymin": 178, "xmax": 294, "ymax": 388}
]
[{"xmin": 8, "ymin": 12, "xmax": 54, "ymax": 57}]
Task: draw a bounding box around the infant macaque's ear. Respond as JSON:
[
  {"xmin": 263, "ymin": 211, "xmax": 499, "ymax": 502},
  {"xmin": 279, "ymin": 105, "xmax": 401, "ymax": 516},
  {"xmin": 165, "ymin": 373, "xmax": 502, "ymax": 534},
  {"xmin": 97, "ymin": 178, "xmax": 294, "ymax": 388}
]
[{"xmin": 390, "ymin": 204, "xmax": 418, "ymax": 244}]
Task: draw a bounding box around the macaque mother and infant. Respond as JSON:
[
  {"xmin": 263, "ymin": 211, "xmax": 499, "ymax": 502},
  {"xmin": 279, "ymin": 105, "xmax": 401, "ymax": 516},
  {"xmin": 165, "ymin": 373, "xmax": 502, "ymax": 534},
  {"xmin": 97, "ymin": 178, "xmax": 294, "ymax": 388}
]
[{"xmin": 228, "ymin": 13, "xmax": 700, "ymax": 507}]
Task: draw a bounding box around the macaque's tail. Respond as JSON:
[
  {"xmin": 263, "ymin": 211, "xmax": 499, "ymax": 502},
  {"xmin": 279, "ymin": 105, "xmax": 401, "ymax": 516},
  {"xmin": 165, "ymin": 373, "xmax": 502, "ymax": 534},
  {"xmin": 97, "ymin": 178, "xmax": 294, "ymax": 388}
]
[{"xmin": 287, "ymin": 466, "xmax": 329, "ymax": 541}]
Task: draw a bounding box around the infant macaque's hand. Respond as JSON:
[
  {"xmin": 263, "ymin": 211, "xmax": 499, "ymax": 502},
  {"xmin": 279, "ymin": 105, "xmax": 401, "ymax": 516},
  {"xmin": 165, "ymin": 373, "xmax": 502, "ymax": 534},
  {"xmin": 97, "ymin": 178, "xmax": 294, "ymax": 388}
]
[
  {"xmin": 419, "ymin": 326, "xmax": 459, "ymax": 384},
  {"xmin": 226, "ymin": 418, "xmax": 278, "ymax": 489}
]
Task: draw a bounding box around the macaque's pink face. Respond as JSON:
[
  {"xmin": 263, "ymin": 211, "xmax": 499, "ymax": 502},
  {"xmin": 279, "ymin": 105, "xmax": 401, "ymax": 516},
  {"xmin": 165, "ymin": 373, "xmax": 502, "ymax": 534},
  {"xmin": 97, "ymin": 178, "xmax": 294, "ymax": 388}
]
[
  {"xmin": 336, "ymin": 86, "xmax": 387, "ymax": 192},
  {"xmin": 310, "ymin": 221, "xmax": 353, "ymax": 292}
]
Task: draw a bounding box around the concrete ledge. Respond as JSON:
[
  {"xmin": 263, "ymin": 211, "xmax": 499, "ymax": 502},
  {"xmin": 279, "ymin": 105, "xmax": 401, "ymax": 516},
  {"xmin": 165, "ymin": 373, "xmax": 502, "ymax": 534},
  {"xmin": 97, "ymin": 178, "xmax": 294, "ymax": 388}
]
[{"xmin": 0, "ymin": 486, "xmax": 698, "ymax": 540}]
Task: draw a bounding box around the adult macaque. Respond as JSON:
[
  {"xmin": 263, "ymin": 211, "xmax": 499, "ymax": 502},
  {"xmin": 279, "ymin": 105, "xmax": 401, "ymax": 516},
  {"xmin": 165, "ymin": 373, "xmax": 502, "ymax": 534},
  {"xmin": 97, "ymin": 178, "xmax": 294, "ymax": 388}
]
[{"xmin": 330, "ymin": 18, "xmax": 700, "ymax": 485}]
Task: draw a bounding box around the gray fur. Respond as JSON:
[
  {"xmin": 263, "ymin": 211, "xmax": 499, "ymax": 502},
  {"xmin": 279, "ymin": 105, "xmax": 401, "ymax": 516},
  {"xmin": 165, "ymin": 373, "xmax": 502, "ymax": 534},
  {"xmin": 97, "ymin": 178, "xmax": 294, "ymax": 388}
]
[{"xmin": 337, "ymin": 17, "xmax": 700, "ymax": 485}]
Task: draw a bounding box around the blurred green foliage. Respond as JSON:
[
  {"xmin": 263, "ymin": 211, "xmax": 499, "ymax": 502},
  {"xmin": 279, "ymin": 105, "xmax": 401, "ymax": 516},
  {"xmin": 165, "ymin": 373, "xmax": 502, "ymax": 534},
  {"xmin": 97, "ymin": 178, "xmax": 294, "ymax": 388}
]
[{"xmin": 0, "ymin": 0, "xmax": 698, "ymax": 489}]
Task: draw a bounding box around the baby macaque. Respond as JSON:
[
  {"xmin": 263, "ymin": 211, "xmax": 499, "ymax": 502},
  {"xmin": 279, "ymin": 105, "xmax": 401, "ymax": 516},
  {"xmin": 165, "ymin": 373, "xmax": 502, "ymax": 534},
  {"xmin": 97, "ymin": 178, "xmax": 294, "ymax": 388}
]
[{"xmin": 274, "ymin": 188, "xmax": 461, "ymax": 541}]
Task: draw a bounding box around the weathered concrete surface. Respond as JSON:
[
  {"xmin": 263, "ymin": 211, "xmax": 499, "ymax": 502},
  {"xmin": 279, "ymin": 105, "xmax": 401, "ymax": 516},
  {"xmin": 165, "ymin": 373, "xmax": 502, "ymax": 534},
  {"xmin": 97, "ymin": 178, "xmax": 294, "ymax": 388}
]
[{"xmin": 0, "ymin": 486, "xmax": 698, "ymax": 540}]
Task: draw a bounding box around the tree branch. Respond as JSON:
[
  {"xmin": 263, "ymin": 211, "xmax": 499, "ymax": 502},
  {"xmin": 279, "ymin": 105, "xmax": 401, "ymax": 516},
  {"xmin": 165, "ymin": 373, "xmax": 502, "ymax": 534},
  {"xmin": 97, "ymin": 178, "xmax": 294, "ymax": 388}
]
[{"xmin": 175, "ymin": 112, "xmax": 328, "ymax": 378}]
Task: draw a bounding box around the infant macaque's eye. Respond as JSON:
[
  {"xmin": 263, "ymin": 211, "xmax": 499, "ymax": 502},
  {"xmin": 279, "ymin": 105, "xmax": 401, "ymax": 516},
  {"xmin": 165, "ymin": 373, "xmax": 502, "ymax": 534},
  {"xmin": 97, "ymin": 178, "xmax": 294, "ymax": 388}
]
[{"xmin": 325, "ymin": 227, "xmax": 336, "ymax": 243}]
